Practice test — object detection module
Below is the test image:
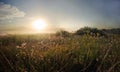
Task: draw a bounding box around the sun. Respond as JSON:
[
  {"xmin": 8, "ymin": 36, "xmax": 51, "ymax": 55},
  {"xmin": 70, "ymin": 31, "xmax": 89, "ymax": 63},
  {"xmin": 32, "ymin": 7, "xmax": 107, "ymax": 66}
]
[{"xmin": 32, "ymin": 19, "xmax": 47, "ymax": 30}]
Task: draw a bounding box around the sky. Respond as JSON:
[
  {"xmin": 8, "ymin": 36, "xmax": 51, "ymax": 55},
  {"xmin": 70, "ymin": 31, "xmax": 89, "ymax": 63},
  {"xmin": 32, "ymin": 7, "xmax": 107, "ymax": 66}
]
[{"xmin": 0, "ymin": 0, "xmax": 120, "ymax": 34}]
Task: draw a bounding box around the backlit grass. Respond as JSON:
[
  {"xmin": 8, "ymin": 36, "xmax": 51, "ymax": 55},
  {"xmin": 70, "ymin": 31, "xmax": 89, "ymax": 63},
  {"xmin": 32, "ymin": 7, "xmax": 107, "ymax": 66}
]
[{"xmin": 0, "ymin": 34, "xmax": 120, "ymax": 72}]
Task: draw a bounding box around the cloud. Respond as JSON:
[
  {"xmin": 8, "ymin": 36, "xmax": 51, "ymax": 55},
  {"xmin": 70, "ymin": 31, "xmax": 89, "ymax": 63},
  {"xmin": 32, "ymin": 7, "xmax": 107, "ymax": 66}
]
[{"xmin": 0, "ymin": 2, "xmax": 25, "ymax": 20}]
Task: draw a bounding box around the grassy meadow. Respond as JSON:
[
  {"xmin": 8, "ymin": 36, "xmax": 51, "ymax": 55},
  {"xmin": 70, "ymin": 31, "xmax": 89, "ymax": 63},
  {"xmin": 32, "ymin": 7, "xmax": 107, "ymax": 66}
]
[{"xmin": 0, "ymin": 33, "xmax": 120, "ymax": 72}]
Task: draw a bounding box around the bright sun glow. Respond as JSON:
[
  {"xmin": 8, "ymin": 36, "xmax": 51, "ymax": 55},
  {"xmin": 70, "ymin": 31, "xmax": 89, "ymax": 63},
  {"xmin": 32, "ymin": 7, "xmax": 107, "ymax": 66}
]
[{"xmin": 32, "ymin": 19, "xmax": 47, "ymax": 30}]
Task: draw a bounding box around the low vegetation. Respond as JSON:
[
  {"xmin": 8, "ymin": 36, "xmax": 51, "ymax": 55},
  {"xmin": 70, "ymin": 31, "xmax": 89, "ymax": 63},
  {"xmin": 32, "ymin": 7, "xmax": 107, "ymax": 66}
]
[
  {"xmin": 0, "ymin": 27, "xmax": 120, "ymax": 72},
  {"xmin": 55, "ymin": 30, "xmax": 70, "ymax": 37},
  {"xmin": 75, "ymin": 27, "xmax": 106, "ymax": 37}
]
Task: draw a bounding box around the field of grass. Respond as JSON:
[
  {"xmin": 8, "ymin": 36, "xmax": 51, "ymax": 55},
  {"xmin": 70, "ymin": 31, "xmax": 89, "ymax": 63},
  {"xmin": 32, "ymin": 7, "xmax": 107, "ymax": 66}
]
[{"xmin": 0, "ymin": 34, "xmax": 120, "ymax": 72}]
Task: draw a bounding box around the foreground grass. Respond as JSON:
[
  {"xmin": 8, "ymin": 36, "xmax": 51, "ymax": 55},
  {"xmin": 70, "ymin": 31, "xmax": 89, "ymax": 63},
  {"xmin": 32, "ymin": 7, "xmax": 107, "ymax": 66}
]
[{"xmin": 0, "ymin": 34, "xmax": 120, "ymax": 72}]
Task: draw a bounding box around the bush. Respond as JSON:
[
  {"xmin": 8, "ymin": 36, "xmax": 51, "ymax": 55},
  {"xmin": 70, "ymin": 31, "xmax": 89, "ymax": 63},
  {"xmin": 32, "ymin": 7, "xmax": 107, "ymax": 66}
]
[
  {"xmin": 55, "ymin": 30, "xmax": 70, "ymax": 37},
  {"xmin": 75, "ymin": 27, "xmax": 106, "ymax": 37}
]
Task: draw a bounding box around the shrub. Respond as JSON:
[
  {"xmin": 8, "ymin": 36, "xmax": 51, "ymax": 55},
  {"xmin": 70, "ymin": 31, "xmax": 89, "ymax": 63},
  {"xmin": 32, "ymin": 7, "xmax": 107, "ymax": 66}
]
[
  {"xmin": 75, "ymin": 27, "xmax": 106, "ymax": 37},
  {"xmin": 55, "ymin": 30, "xmax": 70, "ymax": 37}
]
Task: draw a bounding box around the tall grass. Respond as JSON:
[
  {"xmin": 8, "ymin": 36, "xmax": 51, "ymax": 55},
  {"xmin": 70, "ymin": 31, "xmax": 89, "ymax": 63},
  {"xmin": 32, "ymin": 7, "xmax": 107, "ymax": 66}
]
[{"xmin": 0, "ymin": 34, "xmax": 120, "ymax": 72}]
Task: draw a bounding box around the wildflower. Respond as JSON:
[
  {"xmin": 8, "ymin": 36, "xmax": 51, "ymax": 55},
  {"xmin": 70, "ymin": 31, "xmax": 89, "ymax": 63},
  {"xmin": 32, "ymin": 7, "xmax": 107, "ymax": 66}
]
[
  {"xmin": 41, "ymin": 41, "xmax": 44, "ymax": 44},
  {"xmin": 21, "ymin": 42, "xmax": 27, "ymax": 47},
  {"xmin": 16, "ymin": 42, "xmax": 27, "ymax": 49},
  {"xmin": 16, "ymin": 45, "xmax": 21, "ymax": 48}
]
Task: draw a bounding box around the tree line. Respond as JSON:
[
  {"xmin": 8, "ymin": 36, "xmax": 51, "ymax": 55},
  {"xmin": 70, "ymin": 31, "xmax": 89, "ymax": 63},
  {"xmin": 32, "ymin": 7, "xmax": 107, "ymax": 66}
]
[{"xmin": 56, "ymin": 27, "xmax": 120, "ymax": 37}]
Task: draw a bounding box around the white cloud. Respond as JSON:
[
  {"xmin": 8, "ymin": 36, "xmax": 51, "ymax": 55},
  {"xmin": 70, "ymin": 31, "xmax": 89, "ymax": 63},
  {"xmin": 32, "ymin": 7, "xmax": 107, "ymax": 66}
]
[{"xmin": 0, "ymin": 2, "xmax": 25, "ymax": 20}]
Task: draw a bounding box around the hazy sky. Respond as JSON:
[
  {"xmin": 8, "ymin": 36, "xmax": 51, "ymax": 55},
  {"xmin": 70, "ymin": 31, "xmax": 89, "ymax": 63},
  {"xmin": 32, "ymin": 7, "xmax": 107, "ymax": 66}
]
[{"xmin": 0, "ymin": 0, "xmax": 120, "ymax": 33}]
